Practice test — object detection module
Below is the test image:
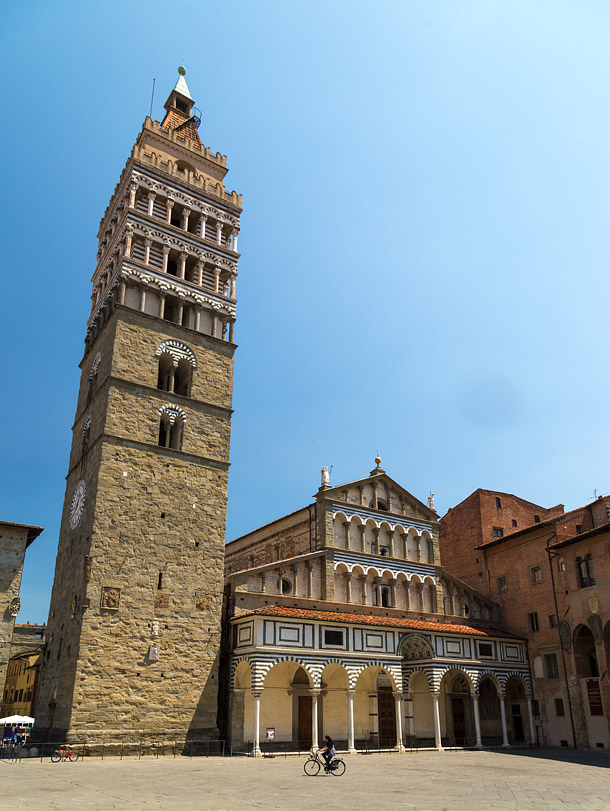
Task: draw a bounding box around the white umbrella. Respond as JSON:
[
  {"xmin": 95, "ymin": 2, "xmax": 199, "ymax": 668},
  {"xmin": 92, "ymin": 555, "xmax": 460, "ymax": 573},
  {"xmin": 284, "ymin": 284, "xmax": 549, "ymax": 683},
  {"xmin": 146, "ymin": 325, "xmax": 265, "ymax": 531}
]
[{"xmin": 0, "ymin": 715, "xmax": 34, "ymax": 724}]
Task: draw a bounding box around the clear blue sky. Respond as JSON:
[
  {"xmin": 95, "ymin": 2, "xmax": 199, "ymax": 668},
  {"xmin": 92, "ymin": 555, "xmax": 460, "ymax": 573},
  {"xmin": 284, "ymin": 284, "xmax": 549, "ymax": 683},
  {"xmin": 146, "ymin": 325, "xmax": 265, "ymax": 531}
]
[{"xmin": 2, "ymin": 1, "xmax": 609, "ymax": 622}]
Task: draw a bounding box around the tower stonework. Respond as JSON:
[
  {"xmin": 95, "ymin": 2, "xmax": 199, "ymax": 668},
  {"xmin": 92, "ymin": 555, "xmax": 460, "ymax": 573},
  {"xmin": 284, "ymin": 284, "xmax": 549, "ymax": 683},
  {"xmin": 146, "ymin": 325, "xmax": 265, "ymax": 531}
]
[{"xmin": 35, "ymin": 69, "xmax": 242, "ymax": 742}]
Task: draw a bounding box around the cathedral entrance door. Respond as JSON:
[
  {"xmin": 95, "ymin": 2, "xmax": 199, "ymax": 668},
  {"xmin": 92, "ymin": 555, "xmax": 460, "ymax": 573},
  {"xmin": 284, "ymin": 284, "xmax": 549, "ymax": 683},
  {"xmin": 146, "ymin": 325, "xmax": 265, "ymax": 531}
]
[
  {"xmin": 298, "ymin": 695, "xmax": 312, "ymax": 749},
  {"xmin": 377, "ymin": 687, "xmax": 396, "ymax": 747},
  {"xmin": 451, "ymin": 697, "xmax": 467, "ymax": 745},
  {"xmin": 511, "ymin": 704, "xmax": 525, "ymax": 742}
]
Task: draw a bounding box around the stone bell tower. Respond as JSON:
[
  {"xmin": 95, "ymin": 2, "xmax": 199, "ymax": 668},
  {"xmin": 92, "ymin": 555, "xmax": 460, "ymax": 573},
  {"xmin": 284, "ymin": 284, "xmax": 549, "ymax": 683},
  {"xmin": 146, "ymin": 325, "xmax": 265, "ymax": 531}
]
[{"xmin": 35, "ymin": 68, "xmax": 242, "ymax": 743}]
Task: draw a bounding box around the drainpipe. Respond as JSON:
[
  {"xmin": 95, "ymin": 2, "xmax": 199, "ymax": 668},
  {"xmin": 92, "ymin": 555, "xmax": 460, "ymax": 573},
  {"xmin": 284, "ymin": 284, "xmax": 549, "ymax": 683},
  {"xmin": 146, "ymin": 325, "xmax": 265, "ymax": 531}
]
[{"xmin": 546, "ymin": 535, "xmax": 578, "ymax": 748}]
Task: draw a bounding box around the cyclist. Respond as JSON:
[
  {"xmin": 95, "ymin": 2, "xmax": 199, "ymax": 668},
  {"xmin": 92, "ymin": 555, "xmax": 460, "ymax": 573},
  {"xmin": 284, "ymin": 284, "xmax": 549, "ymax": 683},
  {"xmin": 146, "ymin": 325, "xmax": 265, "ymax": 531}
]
[{"xmin": 318, "ymin": 735, "xmax": 336, "ymax": 771}]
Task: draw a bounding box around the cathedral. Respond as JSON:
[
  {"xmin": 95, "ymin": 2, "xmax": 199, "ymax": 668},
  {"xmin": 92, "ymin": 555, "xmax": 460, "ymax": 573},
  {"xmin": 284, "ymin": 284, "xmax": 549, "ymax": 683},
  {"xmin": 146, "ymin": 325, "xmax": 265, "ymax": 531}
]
[{"xmin": 32, "ymin": 69, "xmax": 536, "ymax": 752}]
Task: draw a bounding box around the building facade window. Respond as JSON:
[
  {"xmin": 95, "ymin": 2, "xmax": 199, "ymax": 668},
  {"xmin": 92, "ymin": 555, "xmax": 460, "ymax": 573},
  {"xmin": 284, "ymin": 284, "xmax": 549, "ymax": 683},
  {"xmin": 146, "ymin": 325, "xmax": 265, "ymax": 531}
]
[
  {"xmin": 576, "ymin": 555, "xmax": 595, "ymax": 588},
  {"xmin": 530, "ymin": 564, "xmax": 543, "ymax": 584},
  {"xmin": 497, "ymin": 575, "xmax": 508, "ymax": 593},
  {"xmin": 496, "ymin": 497, "xmax": 502, "ymax": 509},
  {"xmin": 527, "ymin": 612, "xmax": 539, "ymax": 632},
  {"xmin": 534, "ymin": 515, "xmax": 541, "ymax": 523},
  {"xmin": 554, "ymin": 698, "xmax": 565, "ymax": 716},
  {"xmin": 545, "ymin": 653, "xmax": 559, "ymax": 679},
  {"xmin": 511, "ymin": 519, "xmax": 517, "ymax": 527},
  {"xmin": 548, "ymin": 614, "xmax": 557, "ymax": 629},
  {"xmin": 492, "ymin": 527, "xmax": 504, "ymax": 538},
  {"xmin": 557, "ymin": 557, "xmax": 566, "ymax": 573},
  {"xmin": 323, "ymin": 629, "xmax": 344, "ymax": 647}
]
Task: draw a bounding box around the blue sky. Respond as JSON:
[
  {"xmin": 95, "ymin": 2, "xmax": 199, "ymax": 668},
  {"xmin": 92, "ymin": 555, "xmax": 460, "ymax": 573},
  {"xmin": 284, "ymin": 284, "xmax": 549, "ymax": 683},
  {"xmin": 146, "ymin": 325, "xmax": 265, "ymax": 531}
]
[{"xmin": 2, "ymin": 0, "xmax": 609, "ymax": 622}]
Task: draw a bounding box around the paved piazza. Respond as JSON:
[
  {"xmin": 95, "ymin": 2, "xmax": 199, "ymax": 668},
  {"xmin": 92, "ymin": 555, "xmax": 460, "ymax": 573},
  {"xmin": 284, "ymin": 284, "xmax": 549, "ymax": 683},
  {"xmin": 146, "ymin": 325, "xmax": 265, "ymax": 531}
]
[{"xmin": 2, "ymin": 749, "xmax": 610, "ymax": 810}]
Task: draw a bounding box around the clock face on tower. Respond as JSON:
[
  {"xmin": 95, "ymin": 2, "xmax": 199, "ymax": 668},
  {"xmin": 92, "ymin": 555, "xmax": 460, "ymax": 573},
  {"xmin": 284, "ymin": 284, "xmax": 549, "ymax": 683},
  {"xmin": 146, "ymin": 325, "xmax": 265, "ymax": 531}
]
[{"xmin": 70, "ymin": 479, "xmax": 86, "ymax": 529}]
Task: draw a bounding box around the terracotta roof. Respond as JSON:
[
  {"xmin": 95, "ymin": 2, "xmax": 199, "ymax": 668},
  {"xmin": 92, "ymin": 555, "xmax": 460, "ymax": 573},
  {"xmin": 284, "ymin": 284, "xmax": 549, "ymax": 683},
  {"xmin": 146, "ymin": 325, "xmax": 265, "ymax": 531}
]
[
  {"xmin": 234, "ymin": 605, "xmax": 521, "ymax": 639},
  {"xmin": 160, "ymin": 109, "xmax": 202, "ymax": 145}
]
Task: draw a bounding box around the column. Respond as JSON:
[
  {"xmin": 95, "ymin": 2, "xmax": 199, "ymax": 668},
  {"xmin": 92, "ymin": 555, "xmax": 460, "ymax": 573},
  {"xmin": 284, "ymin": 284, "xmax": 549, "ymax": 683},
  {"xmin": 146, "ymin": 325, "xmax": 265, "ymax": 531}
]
[
  {"xmin": 404, "ymin": 694, "xmax": 414, "ymax": 740},
  {"xmin": 216, "ymin": 220, "xmax": 223, "ymax": 245},
  {"xmin": 232, "ymin": 228, "xmax": 239, "ymax": 252},
  {"xmin": 252, "ymin": 690, "xmax": 262, "ymax": 756},
  {"xmin": 144, "ymin": 237, "xmax": 152, "ymax": 265},
  {"xmin": 124, "ymin": 227, "xmax": 133, "ymax": 257},
  {"xmin": 118, "ymin": 281, "xmax": 126, "ymax": 305},
  {"xmin": 168, "ymin": 366, "xmax": 176, "ymax": 393},
  {"xmin": 147, "ymin": 191, "xmax": 156, "ymax": 216},
  {"xmin": 472, "ymin": 694, "xmax": 483, "ymax": 748},
  {"xmin": 230, "ymin": 274, "xmax": 236, "ymax": 299},
  {"xmin": 182, "ymin": 207, "xmax": 191, "ymax": 232},
  {"xmin": 401, "ymin": 532, "xmax": 408, "ymax": 560},
  {"xmin": 166, "ymin": 198, "xmax": 174, "ymax": 223},
  {"xmin": 416, "ymin": 535, "xmax": 422, "ymax": 561},
  {"xmin": 311, "ymin": 690, "xmax": 320, "ymax": 753},
  {"xmin": 176, "ymin": 300, "xmax": 184, "ymax": 326},
  {"xmin": 129, "ymin": 182, "xmax": 137, "ymax": 208},
  {"xmin": 359, "ymin": 524, "xmax": 366, "ymax": 552},
  {"xmin": 307, "ymin": 561, "xmax": 313, "ymax": 598},
  {"xmin": 416, "ymin": 583, "xmax": 423, "ymax": 611},
  {"xmin": 229, "ymin": 320, "xmax": 235, "ymax": 343},
  {"xmin": 527, "ymin": 697, "xmax": 537, "ymax": 745},
  {"xmin": 194, "ymin": 305, "xmax": 201, "ymax": 332},
  {"xmin": 211, "ymin": 314, "xmax": 218, "ymax": 339},
  {"xmin": 196, "ymin": 260, "xmax": 204, "ymax": 287},
  {"xmin": 199, "ymin": 214, "xmax": 207, "ymax": 239},
  {"xmin": 389, "ymin": 578, "xmax": 396, "ymax": 608},
  {"xmin": 393, "ymin": 693, "xmax": 405, "ymax": 752},
  {"xmin": 179, "ymin": 252, "xmax": 187, "ymax": 279},
  {"xmin": 139, "ymin": 286, "xmax": 146, "ymax": 312},
  {"xmin": 347, "ymin": 689, "xmax": 356, "ymax": 754},
  {"xmin": 404, "ymin": 579, "xmax": 410, "ymax": 610},
  {"xmin": 214, "ymin": 267, "xmax": 221, "ymax": 293},
  {"xmin": 345, "ymin": 573, "xmax": 352, "ymax": 604},
  {"xmin": 158, "ymin": 293, "xmax": 166, "ymax": 319},
  {"xmin": 162, "ymin": 244, "xmax": 170, "ymax": 273},
  {"xmin": 499, "ymin": 696, "xmax": 510, "ymax": 747},
  {"xmin": 432, "ymin": 693, "xmax": 443, "ymax": 751}
]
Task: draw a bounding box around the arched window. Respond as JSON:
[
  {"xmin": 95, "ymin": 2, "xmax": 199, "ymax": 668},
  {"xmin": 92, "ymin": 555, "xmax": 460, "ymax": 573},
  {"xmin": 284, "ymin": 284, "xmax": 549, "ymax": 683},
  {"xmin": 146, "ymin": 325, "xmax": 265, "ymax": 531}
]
[
  {"xmin": 87, "ymin": 352, "xmax": 101, "ymax": 404},
  {"xmin": 373, "ymin": 584, "xmax": 391, "ymax": 608},
  {"xmin": 576, "ymin": 554, "xmax": 595, "ymax": 588},
  {"xmin": 82, "ymin": 415, "xmax": 92, "ymax": 456},
  {"xmin": 156, "ymin": 341, "xmax": 196, "ymax": 396},
  {"xmin": 557, "ymin": 557, "xmax": 566, "ymax": 573},
  {"xmin": 158, "ymin": 406, "xmax": 186, "ymax": 451}
]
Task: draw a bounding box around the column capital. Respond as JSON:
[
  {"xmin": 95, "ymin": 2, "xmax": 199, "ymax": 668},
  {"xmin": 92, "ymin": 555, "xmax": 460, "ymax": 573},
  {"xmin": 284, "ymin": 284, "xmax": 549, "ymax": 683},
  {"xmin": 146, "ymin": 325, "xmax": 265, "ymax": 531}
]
[
  {"xmin": 251, "ymin": 689, "xmax": 263, "ymax": 698},
  {"xmin": 147, "ymin": 190, "xmax": 156, "ymax": 199},
  {"xmin": 162, "ymin": 244, "xmax": 170, "ymax": 255},
  {"xmin": 166, "ymin": 198, "xmax": 175, "ymax": 208}
]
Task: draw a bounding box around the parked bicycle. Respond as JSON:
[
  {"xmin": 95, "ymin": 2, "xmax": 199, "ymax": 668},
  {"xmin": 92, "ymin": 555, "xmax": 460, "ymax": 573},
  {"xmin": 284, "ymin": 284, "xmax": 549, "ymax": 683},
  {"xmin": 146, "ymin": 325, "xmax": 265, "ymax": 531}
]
[
  {"xmin": 51, "ymin": 747, "xmax": 79, "ymax": 762},
  {"xmin": 303, "ymin": 750, "xmax": 345, "ymax": 776}
]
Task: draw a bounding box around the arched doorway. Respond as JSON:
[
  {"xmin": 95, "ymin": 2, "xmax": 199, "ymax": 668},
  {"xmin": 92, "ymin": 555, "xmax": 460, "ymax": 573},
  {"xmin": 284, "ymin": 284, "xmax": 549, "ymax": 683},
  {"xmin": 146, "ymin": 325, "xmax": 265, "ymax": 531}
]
[
  {"xmin": 354, "ymin": 667, "xmax": 397, "ymax": 749},
  {"xmin": 377, "ymin": 672, "xmax": 396, "ymax": 747},
  {"xmin": 410, "ymin": 671, "xmax": 435, "ymax": 747},
  {"xmin": 574, "ymin": 625, "xmax": 599, "ymax": 677},
  {"xmin": 292, "ymin": 666, "xmax": 313, "ymax": 749},
  {"xmin": 478, "ymin": 676, "xmax": 502, "ymax": 747},
  {"xmin": 505, "ymin": 676, "xmax": 528, "ymax": 743},
  {"xmin": 440, "ymin": 672, "xmax": 474, "ymax": 746}
]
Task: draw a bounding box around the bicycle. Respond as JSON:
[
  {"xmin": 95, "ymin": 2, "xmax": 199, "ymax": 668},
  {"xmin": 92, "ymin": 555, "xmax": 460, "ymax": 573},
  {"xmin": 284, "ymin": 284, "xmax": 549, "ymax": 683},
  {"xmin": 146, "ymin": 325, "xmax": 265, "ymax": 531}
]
[
  {"xmin": 51, "ymin": 747, "xmax": 79, "ymax": 762},
  {"xmin": 303, "ymin": 750, "xmax": 346, "ymax": 776}
]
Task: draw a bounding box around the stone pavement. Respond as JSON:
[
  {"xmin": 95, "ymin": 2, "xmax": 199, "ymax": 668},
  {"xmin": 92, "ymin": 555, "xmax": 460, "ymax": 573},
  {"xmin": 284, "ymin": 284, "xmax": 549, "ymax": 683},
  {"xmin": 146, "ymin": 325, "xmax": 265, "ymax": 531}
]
[{"xmin": 2, "ymin": 748, "xmax": 610, "ymax": 810}]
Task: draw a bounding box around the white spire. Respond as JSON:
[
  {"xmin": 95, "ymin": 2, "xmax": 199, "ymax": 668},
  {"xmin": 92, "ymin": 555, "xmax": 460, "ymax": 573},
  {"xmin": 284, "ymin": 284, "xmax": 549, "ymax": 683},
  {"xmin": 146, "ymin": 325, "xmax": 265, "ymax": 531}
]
[{"xmin": 174, "ymin": 65, "xmax": 193, "ymax": 101}]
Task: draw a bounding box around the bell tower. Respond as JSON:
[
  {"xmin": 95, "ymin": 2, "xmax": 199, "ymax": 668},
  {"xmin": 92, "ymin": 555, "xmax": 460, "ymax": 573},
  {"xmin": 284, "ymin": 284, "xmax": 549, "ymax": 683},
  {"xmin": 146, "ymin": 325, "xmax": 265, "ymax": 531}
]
[{"xmin": 35, "ymin": 68, "xmax": 242, "ymax": 743}]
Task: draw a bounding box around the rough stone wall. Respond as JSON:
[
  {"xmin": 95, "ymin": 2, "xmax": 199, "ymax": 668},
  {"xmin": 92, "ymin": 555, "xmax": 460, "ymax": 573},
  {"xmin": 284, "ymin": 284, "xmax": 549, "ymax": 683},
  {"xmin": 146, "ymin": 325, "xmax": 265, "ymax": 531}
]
[
  {"xmin": 35, "ymin": 305, "xmax": 234, "ymax": 743},
  {"xmin": 10, "ymin": 624, "xmax": 46, "ymax": 657},
  {"xmin": 0, "ymin": 526, "xmax": 29, "ymax": 702}
]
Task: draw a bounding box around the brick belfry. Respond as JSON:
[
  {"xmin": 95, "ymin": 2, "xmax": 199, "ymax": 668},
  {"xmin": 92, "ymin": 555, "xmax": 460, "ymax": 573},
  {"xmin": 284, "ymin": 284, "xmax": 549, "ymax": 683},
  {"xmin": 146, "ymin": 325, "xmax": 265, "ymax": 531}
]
[{"xmin": 34, "ymin": 68, "xmax": 242, "ymax": 743}]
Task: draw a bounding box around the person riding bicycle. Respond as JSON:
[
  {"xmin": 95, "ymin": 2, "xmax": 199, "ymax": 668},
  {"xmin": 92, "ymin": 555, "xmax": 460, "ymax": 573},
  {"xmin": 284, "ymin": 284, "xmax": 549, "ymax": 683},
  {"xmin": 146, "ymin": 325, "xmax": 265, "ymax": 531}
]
[{"xmin": 318, "ymin": 735, "xmax": 336, "ymax": 771}]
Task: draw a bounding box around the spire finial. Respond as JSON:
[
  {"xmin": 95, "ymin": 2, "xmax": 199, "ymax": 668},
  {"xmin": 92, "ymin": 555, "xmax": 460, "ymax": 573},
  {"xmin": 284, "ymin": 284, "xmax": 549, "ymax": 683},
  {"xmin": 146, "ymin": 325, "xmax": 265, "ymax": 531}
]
[
  {"xmin": 374, "ymin": 451, "xmax": 382, "ymax": 468},
  {"xmin": 178, "ymin": 64, "xmax": 186, "ymax": 76}
]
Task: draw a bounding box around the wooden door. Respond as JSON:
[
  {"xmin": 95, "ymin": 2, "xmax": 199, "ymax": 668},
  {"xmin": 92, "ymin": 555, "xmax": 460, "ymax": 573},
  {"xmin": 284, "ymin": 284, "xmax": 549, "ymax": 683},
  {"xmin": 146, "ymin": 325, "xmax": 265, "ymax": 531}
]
[
  {"xmin": 298, "ymin": 695, "xmax": 312, "ymax": 749},
  {"xmin": 451, "ymin": 697, "xmax": 466, "ymax": 745},
  {"xmin": 377, "ymin": 687, "xmax": 396, "ymax": 747}
]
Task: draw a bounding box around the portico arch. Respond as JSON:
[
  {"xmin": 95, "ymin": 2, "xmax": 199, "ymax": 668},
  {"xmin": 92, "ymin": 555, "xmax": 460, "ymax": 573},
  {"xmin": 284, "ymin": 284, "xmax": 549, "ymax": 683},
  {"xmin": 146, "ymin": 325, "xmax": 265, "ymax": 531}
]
[
  {"xmin": 320, "ymin": 663, "xmax": 350, "ymax": 748},
  {"xmin": 355, "ymin": 666, "xmax": 399, "ymax": 749},
  {"xmin": 439, "ymin": 670, "xmax": 475, "ymax": 747},
  {"xmin": 256, "ymin": 661, "xmax": 314, "ymax": 751},
  {"xmin": 478, "ymin": 675, "xmax": 503, "ymax": 746}
]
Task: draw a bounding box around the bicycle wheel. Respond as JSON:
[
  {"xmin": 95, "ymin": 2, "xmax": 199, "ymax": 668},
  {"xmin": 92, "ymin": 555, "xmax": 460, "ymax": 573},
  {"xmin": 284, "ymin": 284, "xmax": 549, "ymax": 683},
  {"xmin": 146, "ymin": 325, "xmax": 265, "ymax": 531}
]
[
  {"xmin": 330, "ymin": 758, "xmax": 345, "ymax": 776},
  {"xmin": 66, "ymin": 751, "xmax": 79, "ymax": 762},
  {"xmin": 303, "ymin": 757, "xmax": 321, "ymax": 776},
  {"xmin": 51, "ymin": 751, "xmax": 62, "ymax": 763}
]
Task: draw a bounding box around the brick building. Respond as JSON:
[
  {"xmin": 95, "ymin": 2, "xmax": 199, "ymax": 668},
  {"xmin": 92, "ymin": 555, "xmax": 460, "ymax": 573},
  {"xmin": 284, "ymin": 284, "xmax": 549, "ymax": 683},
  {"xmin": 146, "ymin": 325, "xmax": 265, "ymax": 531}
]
[{"xmin": 439, "ymin": 490, "xmax": 610, "ymax": 748}]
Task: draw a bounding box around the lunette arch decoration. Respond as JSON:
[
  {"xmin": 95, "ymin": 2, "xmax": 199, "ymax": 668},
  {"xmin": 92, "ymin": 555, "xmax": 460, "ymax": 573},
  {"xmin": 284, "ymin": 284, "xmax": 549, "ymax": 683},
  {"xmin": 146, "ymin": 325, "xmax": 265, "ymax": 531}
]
[{"xmin": 398, "ymin": 633, "xmax": 435, "ymax": 660}]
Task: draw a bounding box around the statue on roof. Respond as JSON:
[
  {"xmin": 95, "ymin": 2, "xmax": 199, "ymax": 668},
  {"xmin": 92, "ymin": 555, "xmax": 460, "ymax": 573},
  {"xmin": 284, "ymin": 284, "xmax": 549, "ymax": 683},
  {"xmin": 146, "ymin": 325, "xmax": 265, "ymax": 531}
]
[{"xmin": 321, "ymin": 466, "xmax": 331, "ymax": 487}]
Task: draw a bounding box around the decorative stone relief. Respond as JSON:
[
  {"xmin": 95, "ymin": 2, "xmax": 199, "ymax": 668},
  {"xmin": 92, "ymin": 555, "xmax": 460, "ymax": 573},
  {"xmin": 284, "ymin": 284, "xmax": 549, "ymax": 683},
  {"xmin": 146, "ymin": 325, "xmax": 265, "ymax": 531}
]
[
  {"xmin": 148, "ymin": 645, "xmax": 160, "ymax": 662},
  {"xmin": 399, "ymin": 633, "xmax": 434, "ymax": 661},
  {"xmin": 155, "ymin": 593, "xmax": 169, "ymax": 609},
  {"xmin": 195, "ymin": 593, "xmax": 210, "ymax": 611},
  {"xmin": 89, "ymin": 352, "xmax": 102, "ymax": 380},
  {"xmin": 8, "ymin": 597, "xmax": 21, "ymax": 617},
  {"xmin": 101, "ymin": 587, "xmax": 121, "ymax": 610},
  {"xmin": 151, "ymin": 621, "xmax": 159, "ymax": 638}
]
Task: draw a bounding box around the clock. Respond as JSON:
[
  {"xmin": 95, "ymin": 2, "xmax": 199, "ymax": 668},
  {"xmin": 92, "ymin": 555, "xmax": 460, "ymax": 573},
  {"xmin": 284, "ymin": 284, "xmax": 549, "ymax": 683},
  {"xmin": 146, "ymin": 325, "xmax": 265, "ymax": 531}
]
[{"xmin": 70, "ymin": 479, "xmax": 86, "ymax": 529}]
